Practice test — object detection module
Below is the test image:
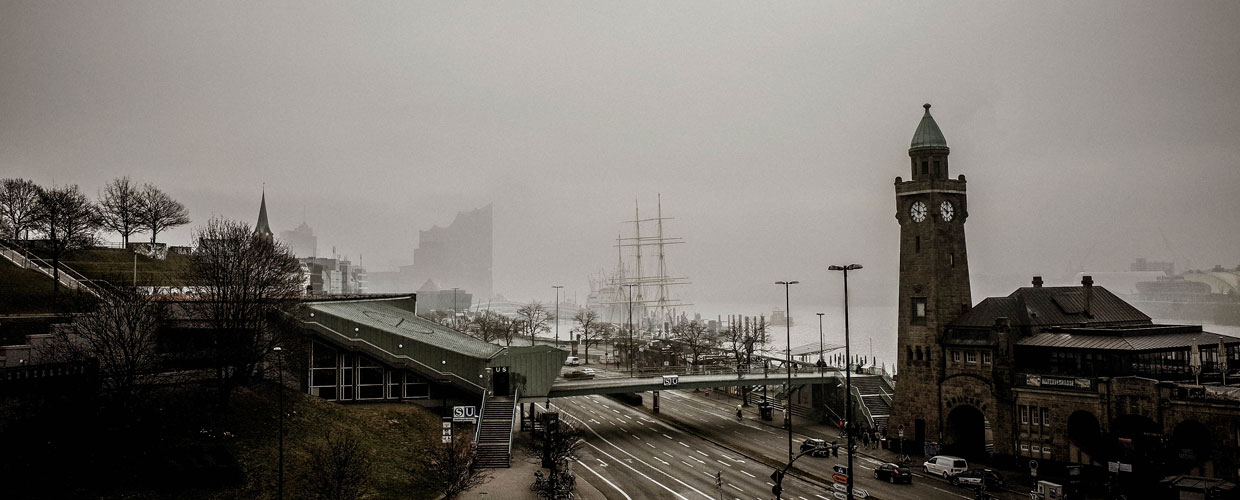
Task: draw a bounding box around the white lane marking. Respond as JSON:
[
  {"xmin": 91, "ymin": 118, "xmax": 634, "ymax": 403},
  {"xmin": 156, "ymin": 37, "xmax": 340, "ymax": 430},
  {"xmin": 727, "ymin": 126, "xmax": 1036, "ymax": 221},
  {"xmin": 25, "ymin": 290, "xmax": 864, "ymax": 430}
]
[
  {"xmin": 716, "ymin": 459, "xmax": 732, "ymax": 467},
  {"xmin": 728, "ymin": 484, "xmax": 743, "ymax": 492},
  {"xmin": 564, "ymin": 407, "xmax": 714, "ymax": 500},
  {"xmin": 579, "ymin": 460, "xmax": 633, "ymax": 500},
  {"xmin": 662, "ymin": 433, "xmax": 674, "ymax": 439},
  {"xmin": 681, "ymin": 460, "xmax": 694, "ymax": 468},
  {"xmin": 646, "ymin": 443, "xmax": 656, "ymax": 448},
  {"xmin": 662, "ymin": 451, "xmax": 673, "ymax": 457},
  {"xmin": 654, "ymin": 456, "xmax": 669, "ymax": 465},
  {"xmin": 740, "ymin": 470, "xmax": 755, "ymax": 478},
  {"xmin": 579, "ymin": 440, "xmax": 688, "ymax": 500},
  {"xmin": 678, "ymin": 441, "xmax": 690, "ymax": 448},
  {"xmin": 814, "ymin": 495, "xmax": 829, "ymax": 500},
  {"xmin": 690, "ymin": 456, "xmax": 706, "ymax": 464},
  {"xmin": 696, "ymin": 450, "xmax": 709, "ymax": 457}
]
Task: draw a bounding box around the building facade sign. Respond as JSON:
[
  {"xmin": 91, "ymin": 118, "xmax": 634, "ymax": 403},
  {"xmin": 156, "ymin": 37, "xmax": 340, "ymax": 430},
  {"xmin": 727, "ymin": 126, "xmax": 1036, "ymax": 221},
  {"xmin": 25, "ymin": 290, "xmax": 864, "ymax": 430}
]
[{"xmin": 1024, "ymin": 374, "xmax": 1093, "ymax": 391}]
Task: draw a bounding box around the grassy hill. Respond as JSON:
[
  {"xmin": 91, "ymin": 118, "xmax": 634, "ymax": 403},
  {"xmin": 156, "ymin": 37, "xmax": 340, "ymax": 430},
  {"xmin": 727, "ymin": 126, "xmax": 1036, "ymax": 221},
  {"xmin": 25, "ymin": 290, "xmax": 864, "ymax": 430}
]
[
  {"xmin": 56, "ymin": 247, "xmax": 194, "ymax": 287},
  {"xmin": 1, "ymin": 382, "xmax": 449, "ymax": 500}
]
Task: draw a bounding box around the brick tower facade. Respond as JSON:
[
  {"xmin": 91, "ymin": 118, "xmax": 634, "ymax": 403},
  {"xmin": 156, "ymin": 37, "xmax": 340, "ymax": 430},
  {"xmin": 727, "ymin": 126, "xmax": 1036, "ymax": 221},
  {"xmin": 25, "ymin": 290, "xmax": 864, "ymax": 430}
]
[{"xmin": 888, "ymin": 104, "xmax": 973, "ymax": 448}]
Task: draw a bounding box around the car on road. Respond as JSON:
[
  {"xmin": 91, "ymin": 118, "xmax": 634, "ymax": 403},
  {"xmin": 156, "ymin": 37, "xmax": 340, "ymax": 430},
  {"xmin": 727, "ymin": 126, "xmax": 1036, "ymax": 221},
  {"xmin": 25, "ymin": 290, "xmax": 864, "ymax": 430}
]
[
  {"xmin": 562, "ymin": 369, "xmax": 594, "ymax": 379},
  {"xmin": 874, "ymin": 463, "xmax": 913, "ymax": 484},
  {"xmin": 564, "ymin": 356, "xmax": 581, "ymax": 366},
  {"xmin": 923, "ymin": 455, "xmax": 968, "ymax": 479},
  {"xmin": 950, "ymin": 468, "xmax": 1003, "ymax": 488},
  {"xmin": 581, "ymin": 368, "xmax": 596, "ymax": 376},
  {"xmin": 799, "ymin": 438, "xmax": 833, "ymax": 457}
]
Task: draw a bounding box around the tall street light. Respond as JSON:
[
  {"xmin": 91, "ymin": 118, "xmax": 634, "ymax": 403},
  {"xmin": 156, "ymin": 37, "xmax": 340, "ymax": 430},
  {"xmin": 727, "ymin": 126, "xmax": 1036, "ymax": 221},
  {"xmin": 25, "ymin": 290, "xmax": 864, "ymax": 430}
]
[
  {"xmin": 624, "ymin": 284, "xmax": 637, "ymax": 377},
  {"xmin": 272, "ymin": 346, "xmax": 285, "ymax": 500},
  {"xmin": 828, "ymin": 264, "xmax": 862, "ymax": 500},
  {"xmin": 552, "ymin": 285, "xmax": 564, "ymax": 349},
  {"xmin": 451, "ymin": 287, "xmax": 460, "ymax": 329},
  {"xmin": 816, "ymin": 312, "xmax": 826, "ymax": 373},
  {"xmin": 775, "ymin": 280, "xmax": 798, "ymax": 464}
]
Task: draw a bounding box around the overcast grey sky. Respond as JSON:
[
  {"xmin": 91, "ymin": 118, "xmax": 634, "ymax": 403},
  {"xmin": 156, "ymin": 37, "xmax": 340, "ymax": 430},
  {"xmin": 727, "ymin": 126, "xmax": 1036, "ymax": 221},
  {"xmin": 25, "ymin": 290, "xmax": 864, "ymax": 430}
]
[{"xmin": 3, "ymin": 1, "xmax": 1238, "ymax": 313}]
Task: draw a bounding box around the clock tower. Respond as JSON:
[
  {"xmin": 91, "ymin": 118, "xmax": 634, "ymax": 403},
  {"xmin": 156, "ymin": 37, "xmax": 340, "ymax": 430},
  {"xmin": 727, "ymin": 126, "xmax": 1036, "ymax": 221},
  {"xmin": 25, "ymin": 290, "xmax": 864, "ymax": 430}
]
[{"xmin": 888, "ymin": 104, "xmax": 972, "ymax": 447}]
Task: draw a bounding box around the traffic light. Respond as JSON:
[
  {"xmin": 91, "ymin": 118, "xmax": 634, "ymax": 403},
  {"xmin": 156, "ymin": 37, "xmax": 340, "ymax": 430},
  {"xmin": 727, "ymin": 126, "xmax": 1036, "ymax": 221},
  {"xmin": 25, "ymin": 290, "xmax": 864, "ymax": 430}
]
[
  {"xmin": 832, "ymin": 444, "xmax": 839, "ymax": 457},
  {"xmin": 771, "ymin": 484, "xmax": 782, "ymax": 497}
]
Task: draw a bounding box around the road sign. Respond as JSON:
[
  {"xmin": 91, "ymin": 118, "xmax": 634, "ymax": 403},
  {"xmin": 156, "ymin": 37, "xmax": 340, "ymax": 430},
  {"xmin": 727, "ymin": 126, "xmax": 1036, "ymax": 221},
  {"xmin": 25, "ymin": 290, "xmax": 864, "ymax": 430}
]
[
  {"xmin": 1029, "ymin": 460, "xmax": 1039, "ymax": 469},
  {"xmin": 832, "ymin": 465, "xmax": 849, "ymax": 475},
  {"xmin": 833, "ymin": 483, "xmax": 846, "ymax": 492},
  {"xmin": 1119, "ymin": 463, "xmax": 1132, "ymax": 472},
  {"xmin": 855, "ymin": 488, "xmax": 869, "ymax": 499},
  {"xmin": 773, "ymin": 485, "xmax": 783, "ymax": 497},
  {"xmin": 1108, "ymin": 461, "xmax": 1119, "ymax": 472},
  {"xmin": 441, "ymin": 419, "xmax": 452, "ymax": 443},
  {"xmin": 770, "ymin": 470, "xmax": 784, "ymax": 483},
  {"xmin": 453, "ymin": 406, "xmax": 478, "ymax": 423},
  {"xmin": 662, "ymin": 374, "xmax": 679, "ymax": 386},
  {"xmin": 833, "ymin": 492, "xmax": 847, "ymax": 500},
  {"xmin": 715, "ymin": 471, "xmax": 722, "ymax": 488}
]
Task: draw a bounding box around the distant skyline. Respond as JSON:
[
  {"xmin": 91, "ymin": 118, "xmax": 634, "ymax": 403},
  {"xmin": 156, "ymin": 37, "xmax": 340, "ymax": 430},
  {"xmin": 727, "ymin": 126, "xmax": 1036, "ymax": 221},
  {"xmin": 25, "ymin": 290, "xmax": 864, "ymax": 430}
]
[{"xmin": 3, "ymin": 1, "xmax": 1238, "ymax": 313}]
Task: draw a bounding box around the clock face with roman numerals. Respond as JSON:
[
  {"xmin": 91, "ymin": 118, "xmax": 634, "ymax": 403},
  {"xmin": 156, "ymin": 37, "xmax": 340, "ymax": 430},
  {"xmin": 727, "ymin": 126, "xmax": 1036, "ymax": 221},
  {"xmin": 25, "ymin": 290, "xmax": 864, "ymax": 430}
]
[
  {"xmin": 910, "ymin": 201, "xmax": 927, "ymax": 222},
  {"xmin": 940, "ymin": 201, "xmax": 954, "ymax": 222}
]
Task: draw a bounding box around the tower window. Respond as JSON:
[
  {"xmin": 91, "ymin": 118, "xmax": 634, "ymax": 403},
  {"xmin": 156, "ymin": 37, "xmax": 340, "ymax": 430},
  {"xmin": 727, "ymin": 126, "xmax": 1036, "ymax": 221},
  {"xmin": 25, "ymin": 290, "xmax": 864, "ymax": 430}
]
[
  {"xmin": 966, "ymin": 351, "xmax": 977, "ymax": 364},
  {"xmin": 982, "ymin": 352, "xmax": 992, "ymax": 365},
  {"xmin": 933, "ymin": 160, "xmax": 940, "ymax": 176},
  {"xmin": 916, "ymin": 236, "xmax": 921, "ymax": 253},
  {"xmin": 916, "ymin": 346, "xmax": 923, "ymax": 361},
  {"xmin": 906, "ymin": 347, "xmax": 914, "ymax": 365},
  {"xmin": 952, "ymin": 350, "xmax": 961, "ymax": 363},
  {"xmin": 911, "ymin": 297, "xmax": 927, "ymax": 325},
  {"xmin": 949, "ymin": 253, "xmax": 954, "ymax": 267},
  {"xmin": 921, "ymin": 161, "xmax": 928, "ymax": 175}
]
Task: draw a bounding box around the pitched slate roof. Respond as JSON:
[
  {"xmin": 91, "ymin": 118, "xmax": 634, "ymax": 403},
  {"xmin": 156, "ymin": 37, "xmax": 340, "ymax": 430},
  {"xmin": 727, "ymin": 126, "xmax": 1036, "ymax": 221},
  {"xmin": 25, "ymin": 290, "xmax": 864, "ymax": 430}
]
[{"xmin": 950, "ymin": 285, "xmax": 1150, "ymax": 330}]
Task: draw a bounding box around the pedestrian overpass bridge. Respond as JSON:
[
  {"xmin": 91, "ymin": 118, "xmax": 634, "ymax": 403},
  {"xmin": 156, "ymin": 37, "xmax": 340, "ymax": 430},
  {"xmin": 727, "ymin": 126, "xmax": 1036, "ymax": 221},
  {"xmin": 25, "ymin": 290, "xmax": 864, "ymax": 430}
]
[{"xmin": 547, "ymin": 370, "xmax": 858, "ymax": 397}]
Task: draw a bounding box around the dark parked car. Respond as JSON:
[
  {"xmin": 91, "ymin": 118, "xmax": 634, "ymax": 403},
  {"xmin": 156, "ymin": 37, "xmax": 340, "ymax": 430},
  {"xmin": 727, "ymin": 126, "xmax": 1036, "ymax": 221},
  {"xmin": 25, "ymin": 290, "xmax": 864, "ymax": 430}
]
[
  {"xmin": 951, "ymin": 468, "xmax": 1004, "ymax": 488},
  {"xmin": 874, "ymin": 462, "xmax": 913, "ymax": 484},
  {"xmin": 799, "ymin": 438, "xmax": 833, "ymax": 457}
]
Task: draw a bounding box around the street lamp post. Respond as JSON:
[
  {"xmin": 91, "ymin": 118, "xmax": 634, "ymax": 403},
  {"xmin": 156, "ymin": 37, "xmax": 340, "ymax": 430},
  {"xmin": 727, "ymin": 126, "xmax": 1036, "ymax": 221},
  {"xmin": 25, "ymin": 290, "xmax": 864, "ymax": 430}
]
[
  {"xmin": 828, "ymin": 264, "xmax": 862, "ymax": 500},
  {"xmin": 272, "ymin": 346, "xmax": 285, "ymax": 500},
  {"xmin": 553, "ymin": 285, "xmax": 564, "ymax": 349},
  {"xmin": 816, "ymin": 312, "xmax": 825, "ymax": 373},
  {"xmin": 451, "ymin": 287, "xmax": 460, "ymax": 329},
  {"xmin": 775, "ymin": 280, "xmax": 798, "ymax": 465},
  {"xmin": 624, "ymin": 284, "xmax": 637, "ymax": 377}
]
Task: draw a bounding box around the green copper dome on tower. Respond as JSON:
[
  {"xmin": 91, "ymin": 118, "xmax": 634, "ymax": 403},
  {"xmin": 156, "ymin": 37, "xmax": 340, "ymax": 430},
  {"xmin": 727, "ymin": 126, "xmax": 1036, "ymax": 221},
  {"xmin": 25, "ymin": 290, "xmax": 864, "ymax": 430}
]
[{"xmin": 910, "ymin": 103, "xmax": 948, "ymax": 151}]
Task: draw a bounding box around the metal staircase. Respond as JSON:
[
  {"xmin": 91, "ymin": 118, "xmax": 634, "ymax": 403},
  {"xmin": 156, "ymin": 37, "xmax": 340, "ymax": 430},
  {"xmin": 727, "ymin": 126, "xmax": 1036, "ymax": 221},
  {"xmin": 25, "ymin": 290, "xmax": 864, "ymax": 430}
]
[
  {"xmin": 0, "ymin": 239, "xmax": 101, "ymax": 298},
  {"xmin": 475, "ymin": 393, "xmax": 517, "ymax": 468}
]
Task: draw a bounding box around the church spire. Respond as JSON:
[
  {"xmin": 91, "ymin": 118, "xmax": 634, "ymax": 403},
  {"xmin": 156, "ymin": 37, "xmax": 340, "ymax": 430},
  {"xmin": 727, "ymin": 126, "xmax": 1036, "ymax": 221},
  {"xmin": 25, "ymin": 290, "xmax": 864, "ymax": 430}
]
[{"xmin": 256, "ymin": 188, "xmax": 273, "ymax": 238}]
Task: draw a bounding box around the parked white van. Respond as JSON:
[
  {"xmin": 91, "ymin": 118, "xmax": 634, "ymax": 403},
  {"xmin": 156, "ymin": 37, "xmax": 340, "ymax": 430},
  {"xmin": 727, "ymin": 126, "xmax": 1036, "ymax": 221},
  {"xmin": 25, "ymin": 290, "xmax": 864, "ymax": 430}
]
[
  {"xmin": 564, "ymin": 356, "xmax": 581, "ymax": 366},
  {"xmin": 922, "ymin": 455, "xmax": 968, "ymax": 478}
]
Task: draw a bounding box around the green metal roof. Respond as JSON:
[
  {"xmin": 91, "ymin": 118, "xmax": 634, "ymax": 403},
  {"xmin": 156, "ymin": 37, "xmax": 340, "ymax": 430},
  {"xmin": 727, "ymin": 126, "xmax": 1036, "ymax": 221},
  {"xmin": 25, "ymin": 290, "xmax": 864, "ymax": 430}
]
[
  {"xmin": 306, "ymin": 298, "xmax": 502, "ymax": 360},
  {"xmin": 910, "ymin": 103, "xmax": 948, "ymax": 151}
]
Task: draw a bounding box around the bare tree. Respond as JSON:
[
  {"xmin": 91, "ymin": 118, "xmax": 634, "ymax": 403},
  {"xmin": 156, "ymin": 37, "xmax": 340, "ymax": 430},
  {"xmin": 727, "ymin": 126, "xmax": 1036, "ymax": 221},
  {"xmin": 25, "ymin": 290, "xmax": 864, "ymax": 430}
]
[
  {"xmin": 670, "ymin": 320, "xmax": 718, "ymax": 366},
  {"xmin": 0, "ymin": 178, "xmax": 42, "ymax": 241},
  {"xmin": 304, "ymin": 432, "xmax": 373, "ymax": 500},
  {"xmin": 516, "ymin": 302, "xmax": 550, "ymax": 346},
  {"xmin": 524, "ymin": 418, "xmax": 584, "ymax": 500},
  {"xmin": 136, "ymin": 183, "xmax": 190, "ymax": 245},
  {"xmin": 500, "ymin": 317, "xmax": 520, "ymax": 347},
  {"xmin": 186, "ymin": 216, "xmax": 303, "ymax": 403},
  {"xmin": 573, "ymin": 310, "xmax": 608, "ymax": 364},
  {"xmin": 420, "ymin": 434, "xmax": 489, "ymax": 499},
  {"xmin": 34, "ymin": 185, "xmax": 101, "ymax": 295},
  {"xmin": 420, "ymin": 309, "xmax": 454, "ymax": 328},
  {"xmin": 44, "ymin": 288, "xmax": 163, "ymax": 404},
  {"xmin": 468, "ymin": 310, "xmax": 508, "ymax": 344},
  {"xmin": 98, "ymin": 177, "xmax": 144, "ymax": 247}
]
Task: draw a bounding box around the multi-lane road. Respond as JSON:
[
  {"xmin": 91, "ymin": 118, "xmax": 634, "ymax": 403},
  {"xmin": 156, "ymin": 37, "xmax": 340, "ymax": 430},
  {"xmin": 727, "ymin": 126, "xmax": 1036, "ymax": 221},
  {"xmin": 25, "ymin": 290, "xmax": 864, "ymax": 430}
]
[{"xmin": 541, "ymin": 385, "xmax": 1018, "ymax": 500}]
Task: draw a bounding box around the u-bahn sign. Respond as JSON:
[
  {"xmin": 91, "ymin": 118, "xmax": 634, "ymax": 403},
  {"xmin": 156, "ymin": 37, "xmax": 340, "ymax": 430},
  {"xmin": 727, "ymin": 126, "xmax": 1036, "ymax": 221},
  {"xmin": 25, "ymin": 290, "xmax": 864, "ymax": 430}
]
[{"xmin": 453, "ymin": 406, "xmax": 478, "ymax": 423}]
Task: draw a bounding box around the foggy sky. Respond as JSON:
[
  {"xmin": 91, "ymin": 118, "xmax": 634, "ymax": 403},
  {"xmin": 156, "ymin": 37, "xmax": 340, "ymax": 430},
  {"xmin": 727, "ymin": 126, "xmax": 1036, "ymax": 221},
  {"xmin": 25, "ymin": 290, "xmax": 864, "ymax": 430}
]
[{"xmin": 3, "ymin": 1, "xmax": 1239, "ymax": 315}]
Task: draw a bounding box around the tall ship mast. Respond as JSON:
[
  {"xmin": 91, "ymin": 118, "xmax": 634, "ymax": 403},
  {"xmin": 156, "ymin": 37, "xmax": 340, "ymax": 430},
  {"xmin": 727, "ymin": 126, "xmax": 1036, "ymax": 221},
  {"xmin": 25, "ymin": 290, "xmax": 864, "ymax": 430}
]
[{"xmin": 589, "ymin": 194, "xmax": 691, "ymax": 337}]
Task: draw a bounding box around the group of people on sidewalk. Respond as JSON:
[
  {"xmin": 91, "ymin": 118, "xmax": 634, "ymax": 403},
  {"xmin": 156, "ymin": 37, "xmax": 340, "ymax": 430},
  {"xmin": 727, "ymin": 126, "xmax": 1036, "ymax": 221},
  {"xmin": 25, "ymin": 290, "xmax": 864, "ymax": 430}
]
[{"xmin": 836, "ymin": 419, "xmax": 884, "ymax": 450}]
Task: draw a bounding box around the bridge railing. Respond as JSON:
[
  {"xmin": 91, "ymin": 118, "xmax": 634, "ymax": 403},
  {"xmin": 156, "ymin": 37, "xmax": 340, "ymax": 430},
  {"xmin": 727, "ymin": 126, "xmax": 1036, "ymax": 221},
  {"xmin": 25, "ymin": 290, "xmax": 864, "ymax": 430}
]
[
  {"xmin": 851, "ymin": 383, "xmax": 875, "ymax": 431},
  {"xmin": 626, "ymin": 364, "xmax": 845, "ymax": 379}
]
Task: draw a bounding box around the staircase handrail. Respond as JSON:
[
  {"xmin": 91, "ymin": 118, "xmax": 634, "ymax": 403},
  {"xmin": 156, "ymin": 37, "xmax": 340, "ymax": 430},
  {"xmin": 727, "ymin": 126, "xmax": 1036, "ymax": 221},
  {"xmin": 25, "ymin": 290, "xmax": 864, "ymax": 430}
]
[
  {"xmin": 509, "ymin": 387, "xmax": 520, "ymax": 462},
  {"xmin": 880, "ymin": 365, "xmax": 896, "ymax": 390},
  {"xmin": 475, "ymin": 389, "xmax": 488, "ymax": 444},
  {"xmin": 0, "ymin": 239, "xmax": 100, "ymax": 297},
  {"xmin": 851, "ymin": 383, "xmax": 876, "ymax": 431}
]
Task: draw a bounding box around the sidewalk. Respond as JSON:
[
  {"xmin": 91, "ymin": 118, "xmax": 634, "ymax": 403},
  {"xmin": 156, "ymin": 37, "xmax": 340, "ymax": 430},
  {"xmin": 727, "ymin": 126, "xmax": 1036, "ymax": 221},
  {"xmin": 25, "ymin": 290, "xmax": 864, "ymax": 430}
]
[{"xmin": 458, "ymin": 431, "xmax": 610, "ymax": 500}]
